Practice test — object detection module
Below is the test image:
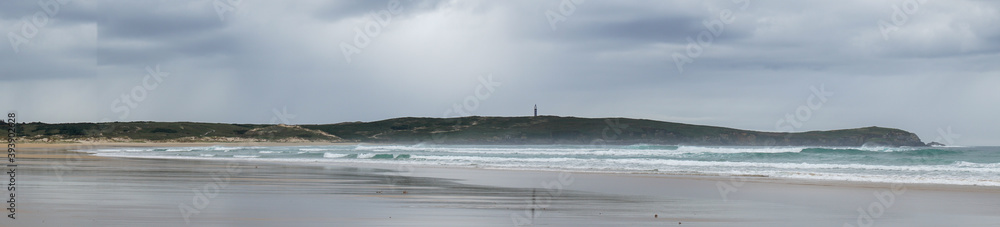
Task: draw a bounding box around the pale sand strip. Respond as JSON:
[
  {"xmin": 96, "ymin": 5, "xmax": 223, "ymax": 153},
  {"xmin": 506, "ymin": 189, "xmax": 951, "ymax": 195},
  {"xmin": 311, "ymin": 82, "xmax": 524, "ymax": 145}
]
[{"xmin": 17, "ymin": 141, "xmax": 358, "ymax": 149}]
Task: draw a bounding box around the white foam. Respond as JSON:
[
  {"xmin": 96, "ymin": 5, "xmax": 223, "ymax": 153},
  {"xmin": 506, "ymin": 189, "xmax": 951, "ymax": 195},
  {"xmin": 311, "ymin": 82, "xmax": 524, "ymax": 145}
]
[
  {"xmin": 602, "ymin": 158, "xmax": 1000, "ymax": 173},
  {"xmin": 81, "ymin": 145, "xmax": 1000, "ymax": 187},
  {"xmin": 673, "ymin": 146, "xmax": 804, "ymax": 154},
  {"xmin": 352, "ymin": 145, "xmax": 807, "ymax": 156},
  {"xmin": 953, "ymin": 161, "xmax": 1000, "ymax": 168},
  {"xmin": 354, "ymin": 145, "xmax": 412, "ymax": 151},
  {"xmin": 299, "ymin": 148, "xmax": 332, "ymax": 151},
  {"xmin": 413, "ymin": 155, "xmax": 578, "ymax": 163},
  {"xmin": 323, "ymin": 153, "xmax": 348, "ymax": 158},
  {"xmin": 827, "ymin": 146, "xmax": 919, "ymax": 152},
  {"xmin": 208, "ymin": 146, "xmax": 241, "ymax": 151}
]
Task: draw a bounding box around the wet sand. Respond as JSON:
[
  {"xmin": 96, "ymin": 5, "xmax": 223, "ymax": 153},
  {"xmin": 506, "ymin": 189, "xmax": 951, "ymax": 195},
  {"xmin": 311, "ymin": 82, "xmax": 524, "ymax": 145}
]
[{"xmin": 7, "ymin": 143, "xmax": 1000, "ymax": 226}]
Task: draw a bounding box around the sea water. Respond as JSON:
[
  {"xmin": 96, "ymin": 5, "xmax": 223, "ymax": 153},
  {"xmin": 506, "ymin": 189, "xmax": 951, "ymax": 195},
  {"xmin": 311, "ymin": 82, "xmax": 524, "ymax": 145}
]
[{"xmin": 82, "ymin": 144, "xmax": 1000, "ymax": 187}]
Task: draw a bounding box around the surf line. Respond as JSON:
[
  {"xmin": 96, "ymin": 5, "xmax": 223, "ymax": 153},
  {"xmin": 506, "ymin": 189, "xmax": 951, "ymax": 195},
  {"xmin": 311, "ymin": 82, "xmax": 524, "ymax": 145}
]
[{"xmin": 5, "ymin": 113, "xmax": 15, "ymax": 219}]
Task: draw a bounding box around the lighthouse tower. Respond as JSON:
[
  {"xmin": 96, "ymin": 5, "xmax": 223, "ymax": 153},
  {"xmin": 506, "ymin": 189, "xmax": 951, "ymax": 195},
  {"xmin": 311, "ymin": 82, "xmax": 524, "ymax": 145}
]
[{"xmin": 534, "ymin": 104, "xmax": 537, "ymax": 117}]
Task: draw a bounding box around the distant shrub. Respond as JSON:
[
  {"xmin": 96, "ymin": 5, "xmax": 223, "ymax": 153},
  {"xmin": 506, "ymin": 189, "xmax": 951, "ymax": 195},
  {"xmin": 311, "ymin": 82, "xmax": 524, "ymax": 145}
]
[
  {"xmin": 58, "ymin": 125, "xmax": 87, "ymax": 136},
  {"xmin": 150, "ymin": 128, "xmax": 178, "ymax": 133}
]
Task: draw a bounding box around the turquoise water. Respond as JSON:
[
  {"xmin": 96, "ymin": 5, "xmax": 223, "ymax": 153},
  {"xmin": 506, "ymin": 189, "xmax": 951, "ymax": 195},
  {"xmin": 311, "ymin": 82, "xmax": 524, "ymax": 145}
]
[{"xmin": 83, "ymin": 144, "xmax": 1000, "ymax": 186}]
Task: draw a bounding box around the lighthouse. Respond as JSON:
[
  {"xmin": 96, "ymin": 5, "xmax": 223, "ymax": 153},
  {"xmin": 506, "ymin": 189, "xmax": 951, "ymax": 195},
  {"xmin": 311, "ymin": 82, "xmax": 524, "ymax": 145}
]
[{"xmin": 534, "ymin": 104, "xmax": 537, "ymax": 117}]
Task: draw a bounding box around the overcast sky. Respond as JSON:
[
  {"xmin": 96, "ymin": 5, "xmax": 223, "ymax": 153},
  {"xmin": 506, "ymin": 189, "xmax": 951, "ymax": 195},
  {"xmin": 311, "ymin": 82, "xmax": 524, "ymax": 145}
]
[{"xmin": 1, "ymin": 0, "xmax": 997, "ymax": 145}]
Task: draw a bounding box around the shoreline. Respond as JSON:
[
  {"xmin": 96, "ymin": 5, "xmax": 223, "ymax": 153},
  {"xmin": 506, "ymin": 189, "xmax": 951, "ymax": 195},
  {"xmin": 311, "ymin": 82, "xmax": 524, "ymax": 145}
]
[
  {"xmin": 12, "ymin": 143, "xmax": 1000, "ymax": 226},
  {"xmin": 23, "ymin": 142, "xmax": 1000, "ymax": 192}
]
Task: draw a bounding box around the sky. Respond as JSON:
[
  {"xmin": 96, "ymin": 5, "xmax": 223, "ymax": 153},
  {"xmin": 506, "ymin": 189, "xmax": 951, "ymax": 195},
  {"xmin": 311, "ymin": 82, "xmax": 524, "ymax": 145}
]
[{"xmin": 1, "ymin": 0, "xmax": 997, "ymax": 145}]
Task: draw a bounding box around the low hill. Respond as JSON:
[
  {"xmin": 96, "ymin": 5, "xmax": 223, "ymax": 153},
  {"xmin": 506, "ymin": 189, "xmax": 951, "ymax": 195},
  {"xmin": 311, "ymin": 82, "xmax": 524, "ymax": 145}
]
[
  {"xmin": 11, "ymin": 116, "xmax": 927, "ymax": 147},
  {"xmin": 14, "ymin": 121, "xmax": 340, "ymax": 143}
]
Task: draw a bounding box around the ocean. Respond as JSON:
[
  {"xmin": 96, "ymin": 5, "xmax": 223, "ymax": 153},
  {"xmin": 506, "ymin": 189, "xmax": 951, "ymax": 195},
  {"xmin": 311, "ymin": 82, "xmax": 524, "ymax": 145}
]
[{"xmin": 81, "ymin": 144, "xmax": 1000, "ymax": 187}]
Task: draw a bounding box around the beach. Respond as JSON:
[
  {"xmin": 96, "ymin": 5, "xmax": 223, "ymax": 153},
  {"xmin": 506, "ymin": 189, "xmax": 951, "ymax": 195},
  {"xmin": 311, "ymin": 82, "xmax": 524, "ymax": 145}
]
[{"xmin": 9, "ymin": 143, "xmax": 1000, "ymax": 226}]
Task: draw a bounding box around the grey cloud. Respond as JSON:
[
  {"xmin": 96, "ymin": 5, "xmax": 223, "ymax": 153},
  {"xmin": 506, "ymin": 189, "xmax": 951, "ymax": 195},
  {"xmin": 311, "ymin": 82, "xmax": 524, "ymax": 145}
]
[{"xmin": 0, "ymin": 0, "xmax": 998, "ymax": 145}]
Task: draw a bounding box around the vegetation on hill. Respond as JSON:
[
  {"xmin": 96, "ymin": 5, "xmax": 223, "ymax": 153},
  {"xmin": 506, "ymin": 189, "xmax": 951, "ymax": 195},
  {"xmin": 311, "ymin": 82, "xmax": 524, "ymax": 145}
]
[
  {"xmin": 15, "ymin": 121, "xmax": 339, "ymax": 143},
  {"xmin": 301, "ymin": 116, "xmax": 926, "ymax": 146},
  {"xmin": 10, "ymin": 116, "xmax": 927, "ymax": 147}
]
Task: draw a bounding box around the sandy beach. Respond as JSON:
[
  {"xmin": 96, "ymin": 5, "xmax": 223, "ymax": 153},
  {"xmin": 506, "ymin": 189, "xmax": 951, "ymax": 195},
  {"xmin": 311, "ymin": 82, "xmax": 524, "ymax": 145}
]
[
  {"xmin": 7, "ymin": 143, "xmax": 1000, "ymax": 226},
  {"xmin": 7, "ymin": 0, "xmax": 999, "ymax": 226}
]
